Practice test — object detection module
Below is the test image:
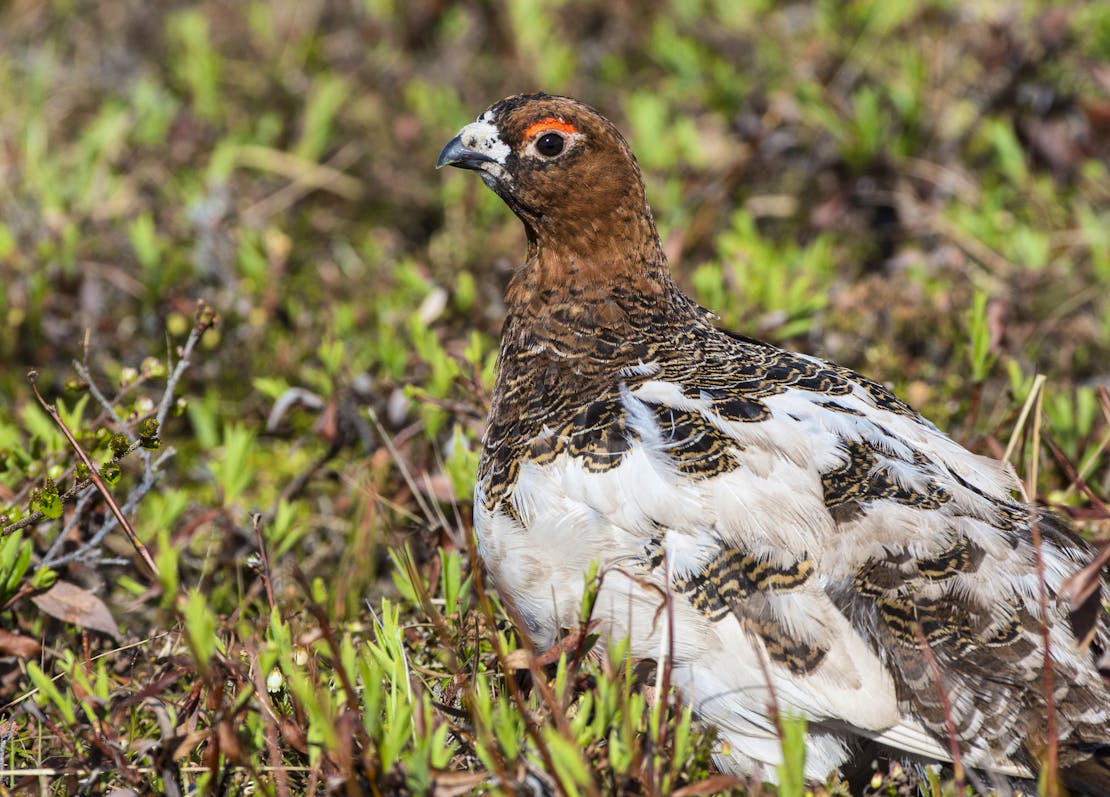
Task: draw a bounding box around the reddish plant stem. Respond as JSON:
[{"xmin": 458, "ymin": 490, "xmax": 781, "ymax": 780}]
[
  {"xmin": 27, "ymin": 371, "xmax": 160, "ymax": 579},
  {"xmin": 914, "ymin": 626, "xmax": 966, "ymax": 797}
]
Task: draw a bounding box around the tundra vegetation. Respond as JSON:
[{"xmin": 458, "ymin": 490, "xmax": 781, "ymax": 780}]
[{"xmin": 0, "ymin": 1, "xmax": 1107, "ymax": 794}]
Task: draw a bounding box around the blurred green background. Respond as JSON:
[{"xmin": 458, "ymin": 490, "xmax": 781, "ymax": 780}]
[{"xmin": 0, "ymin": 0, "xmax": 1108, "ymax": 793}]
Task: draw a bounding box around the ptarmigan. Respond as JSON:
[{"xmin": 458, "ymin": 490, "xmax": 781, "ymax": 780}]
[{"xmin": 438, "ymin": 93, "xmax": 1110, "ymax": 793}]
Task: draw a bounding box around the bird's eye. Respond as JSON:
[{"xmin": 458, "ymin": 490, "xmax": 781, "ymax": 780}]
[{"xmin": 535, "ymin": 132, "xmax": 565, "ymax": 157}]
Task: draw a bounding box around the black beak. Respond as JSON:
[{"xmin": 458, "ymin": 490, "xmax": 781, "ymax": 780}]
[{"xmin": 437, "ymin": 135, "xmax": 497, "ymax": 170}]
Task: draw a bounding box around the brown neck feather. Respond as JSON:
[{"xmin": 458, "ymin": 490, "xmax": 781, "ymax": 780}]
[
  {"xmin": 505, "ymin": 184, "xmax": 672, "ymax": 305},
  {"xmin": 497, "ymin": 208, "xmax": 710, "ymax": 377}
]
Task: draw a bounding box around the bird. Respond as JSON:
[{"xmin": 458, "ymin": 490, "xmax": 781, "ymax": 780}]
[{"xmin": 437, "ymin": 93, "xmax": 1110, "ymax": 793}]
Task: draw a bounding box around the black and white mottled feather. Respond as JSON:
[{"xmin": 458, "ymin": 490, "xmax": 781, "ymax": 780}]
[{"xmin": 439, "ymin": 93, "xmax": 1110, "ymax": 791}]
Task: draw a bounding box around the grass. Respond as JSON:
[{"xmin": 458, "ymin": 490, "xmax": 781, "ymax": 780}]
[{"xmin": 0, "ymin": 0, "xmax": 1108, "ymax": 794}]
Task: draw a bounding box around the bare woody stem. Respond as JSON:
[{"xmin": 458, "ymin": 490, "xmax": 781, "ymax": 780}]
[
  {"xmin": 914, "ymin": 625, "xmax": 966, "ymax": 797},
  {"xmin": 27, "ymin": 371, "xmax": 160, "ymax": 580}
]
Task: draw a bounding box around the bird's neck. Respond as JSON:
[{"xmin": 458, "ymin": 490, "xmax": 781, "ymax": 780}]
[
  {"xmin": 499, "ymin": 228, "xmax": 708, "ymax": 368},
  {"xmin": 507, "ymin": 185, "xmax": 670, "ymax": 293},
  {"xmin": 485, "ymin": 223, "xmax": 715, "ymax": 472}
]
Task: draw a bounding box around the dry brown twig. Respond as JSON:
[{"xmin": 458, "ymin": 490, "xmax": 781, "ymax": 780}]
[
  {"xmin": 913, "ymin": 626, "xmax": 967, "ymax": 797},
  {"xmin": 251, "ymin": 513, "xmax": 276, "ymax": 613},
  {"xmin": 1004, "ymin": 373, "xmax": 1066, "ymax": 795},
  {"xmin": 27, "ymin": 371, "xmax": 160, "ymax": 579}
]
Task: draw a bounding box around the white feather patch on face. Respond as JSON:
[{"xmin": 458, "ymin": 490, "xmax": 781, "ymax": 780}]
[{"xmin": 459, "ymin": 119, "xmax": 511, "ymax": 164}]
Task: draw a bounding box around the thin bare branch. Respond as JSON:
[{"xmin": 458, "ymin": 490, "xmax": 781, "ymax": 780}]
[
  {"xmin": 27, "ymin": 371, "xmax": 159, "ymax": 579},
  {"xmin": 157, "ymin": 301, "xmax": 218, "ymax": 432},
  {"xmin": 913, "ymin": 626, "xmax": 966, "ymax": 797},
  {"xmin": 1004, "ymin": 374, "xmax": 1047, "ymax": 466}
]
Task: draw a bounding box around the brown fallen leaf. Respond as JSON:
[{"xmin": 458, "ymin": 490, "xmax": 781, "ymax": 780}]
[
  {"xmin": 432, "ymin": 770, "xmax": 487, "ymax": 797},
  {"xmin": 217, "ymin": 718, "xmax": 246, "ymax": 765},
  {"xmin": 1083, "ymin": 96, "xmax": 1110, "ymax": 136},
  {"xmin": 0, "ymin": 628, "xmax": 41, "ymax": 658},
  {"xmin": 672, "ymin": 773, "xmax": 744, "ymax": 796},
  {"xmin": 172, "ymin": 728, "xmax": 209, "ymax": 762},
  {"xmin": 1023, "ymin": 117, "xmax": 1085, "ymax": 173},
  {"xmin": 31, "ymin": 580, "xmax": 122, "ymax": 640},
  {"xmin": 531, "ymin": 625, "xmax": 598, "ymax": 668},
  {"xmin": 279, "ymin": 717, "xmax": 308, "ymax": 753},
  {"xmin": 502, "ymin": 647, "xmax": 532, "ymax": 670},
  {"xmin": 1061, "ymin": 542, "xmax": 1110, "ymax": 650}
]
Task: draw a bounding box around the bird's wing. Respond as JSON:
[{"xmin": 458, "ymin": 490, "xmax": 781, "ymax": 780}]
[{"xmin": 509, "ymin": 340, "xmax": 1105, "ymax": 774}]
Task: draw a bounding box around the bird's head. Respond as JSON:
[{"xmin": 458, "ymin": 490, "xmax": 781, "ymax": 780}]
[{"xmin": 438, "ymin": 93, "xmax": 654, "ymax": 256}]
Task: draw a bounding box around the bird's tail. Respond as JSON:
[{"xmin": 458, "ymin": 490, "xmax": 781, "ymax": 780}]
[{"xmin": 1061, "ymin": 746, "xmax": 1110, "ymax": 797}]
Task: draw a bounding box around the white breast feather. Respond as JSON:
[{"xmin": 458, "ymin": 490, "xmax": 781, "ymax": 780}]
[{"xmin": 475, "ymin": 372, "xmax": 1089, "ymax": 783}]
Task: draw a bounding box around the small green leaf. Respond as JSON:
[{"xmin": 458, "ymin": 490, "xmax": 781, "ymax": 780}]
[
  {"xmin": 182, "ymin": 589, "xmax": 218, "ymax": 673},
  {"xmin": 168, "ymin": 10, "xmax": 222, "ymax": 120},
  {"xmin": 0, "ymin": 531, "xmax": 33, "ymax": 600},
  {"xmin": 30, "ymin": 478, "xmax": 63, "ymax": 519},
  {"xmin": 141, "ymin": 356, "xmax": 167, "ymax": 378},
  {"xmin": 296, "ymin": 74, "xmax": 349, "ymax": 161},
  {"xmin": 986, "ymin": 119, "xmax": 1028, "ymax": 184},
  {"xmin": 544, "ymin": 727, "xmax": 594, "ymax": 789},
  {"xmin": 965, "ymin": 290, "xmax": 997, "ymax": 383},
  {"xmin": 127, "ymin": 212, "xmax": 163, "ymax": 273},
  {"xmin": 444, "ymin": 425, "xmax": 479, "ymax": 502},
  {"xmin": 31, "ymin": 566, "xmax": 58, "ymax": 591},
  {"xmin": 27, "ymin": 662, "xmax": 76, "ymax": 725},
  {"xmin": 454, "ymin": 270, "xmax": 476, "ymax": 312},
  {"xmin": 579, "ymin": 559, "xmax": 602, "ymax": 626},
  {"xmin": 139, "ymin": 418, "xmax": 160, "ymax": 450},
  {"xmin": 777, "ymin": 712, "xmax": 807, "ymax": 797},
  {"xmin": 100, "ymin": 462, "xmax": 122, "ymax": 485},
  {"xmin": 211, "ymin": 423, "xmax": 256, "ymax": 504},
  {"xmin": 108, "ymin": 433, "xmax": 130, "ymax": 458}
]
